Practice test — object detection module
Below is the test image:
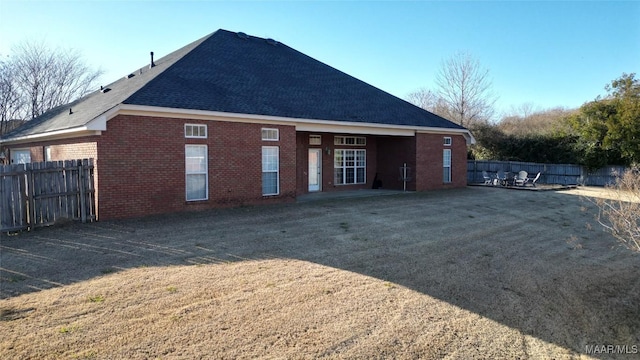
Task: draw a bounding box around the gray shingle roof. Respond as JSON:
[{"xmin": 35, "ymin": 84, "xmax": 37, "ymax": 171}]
[
  {"xmin": 2, "ymin": 29, "xmax": 466, "ymax": 141},
  {"xmin": 1, "ymin": 34, "xmax": 210, "ymax": 140}
]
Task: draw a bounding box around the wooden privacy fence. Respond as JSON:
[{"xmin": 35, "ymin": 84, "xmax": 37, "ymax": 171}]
[
  {"xmin": 467, "ymin": 160, "xmax": 627, "ymax": 186},
  {"xmin": 0, "ymin": 159, "xmax": 96, "ymax": 232}
]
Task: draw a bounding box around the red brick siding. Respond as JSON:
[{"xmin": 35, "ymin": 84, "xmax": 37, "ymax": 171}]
[
  {"xmin": 4, "ymin": 121, "xmax": 468, "ymax": 220},
  {"xmin": 96, "ymin": 115, "xmax": 296, "ymax": 220},
  {"xmin": 415, "ymin": 133, "xmax": 467, "ymax": 190},
  {"xmin": 451, "ymin": 135, "xmax": 468, "ymax": 188},
  {"xmin": 5, "ymin": 137, "xmax": 98, "ymax": 163}
]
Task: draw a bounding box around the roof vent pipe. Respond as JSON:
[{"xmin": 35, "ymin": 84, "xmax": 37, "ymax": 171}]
[{"xmin": 150, "ymin": 51, "xmax": 156, "ymax": 68}]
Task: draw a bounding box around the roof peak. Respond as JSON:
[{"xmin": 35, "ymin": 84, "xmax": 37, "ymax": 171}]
[{"xmin": 1, "ymin": 28, "xmax": 469, "ymax": 143}]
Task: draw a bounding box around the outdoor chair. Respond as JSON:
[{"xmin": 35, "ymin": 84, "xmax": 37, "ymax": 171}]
[
  {"xmin": 482, "ymin": 171, "xmax": 493, "ymax": 185},
  {"xmin": 514, "ymin": 171, "xmax": 528, "ymax": 186},
  {"xmin": 529, "ymin": 172, "xmax": 541, "ymax": 187},
  {"xmin": 496, "ymin": 170, "xmax": 508, "ymax": 186}
]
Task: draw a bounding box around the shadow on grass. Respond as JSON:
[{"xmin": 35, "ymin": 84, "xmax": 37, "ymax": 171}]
[{"xmin": 1, "ymin": 187, "xmax": 639, "ymax": 358}]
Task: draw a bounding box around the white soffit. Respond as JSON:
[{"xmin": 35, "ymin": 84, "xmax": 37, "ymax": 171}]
[{"xmin": 113, "ymin": 105, "xmax": 458, "ymax": 137}]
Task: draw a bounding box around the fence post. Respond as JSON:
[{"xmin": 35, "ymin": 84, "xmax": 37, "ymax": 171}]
[
  {"xmin": 78, "ymin": 160, "xmax": 87, "ymax": 224},
  {"xmin": 25, "ymin": 163, "xmax": 34, "ymax": 230}
]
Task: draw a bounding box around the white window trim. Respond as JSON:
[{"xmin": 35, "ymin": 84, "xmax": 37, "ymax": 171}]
[
  {"xmin": 443, "ymin": 149, "xmax": 452, "ymax": 184},
  {"xmin": 334, "ymin": 136, "xmax": 366, "ymax": 146},
  {"xmin": 185, "ymin": 124, "xmax": 207, "ymax": 138},
  {"xmin": 44, "ymin": 146, "xmax": 52, "ymax": 162},
  {"xmin": 334, "ymin": 149, "xmax": 366, "ymax": 185},
  {"xmin": 185, "ymin": 145, "xmax": 208, "ymax": 201},
  {"xmin": 444, "ymin": 137, "xmax": 452, "ymax": 146},
  {"xmin": 261, "ymin": 128, "xmax": 279, "ymax": 141},
  {"xmin": 262, "ymin": 146, "xmax": 280, "ymax": 196},
  {"xmin": 309, "ymin": 134, "xmax": 322, "ymax": 145}
]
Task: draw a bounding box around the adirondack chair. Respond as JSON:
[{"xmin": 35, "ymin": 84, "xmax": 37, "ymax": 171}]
[
  {"xmin": 529, "ymin": 172, "xmax": 541, "ymax": 187},
  {"xmin": 482, "ymin": 171, "xmax": 493, "ymax": 185},
  {"xmin": 514, "ymin": 171, "xmax": 528, "ymax": 186}
]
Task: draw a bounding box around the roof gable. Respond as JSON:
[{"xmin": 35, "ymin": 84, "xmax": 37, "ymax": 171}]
[
  {"xmin": 126, "ymin": 30, "xmax": 464, "ymax": 130},
  {"xmin": 2, "ymin": 29, "xmax": 467, "ymax": 142}
]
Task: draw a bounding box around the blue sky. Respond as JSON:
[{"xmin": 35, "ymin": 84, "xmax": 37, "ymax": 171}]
[{"xmin": 1, "ymin": 0, "xmax": 638, "ymax": 118}]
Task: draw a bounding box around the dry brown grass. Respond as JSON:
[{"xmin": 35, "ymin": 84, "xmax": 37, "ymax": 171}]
[
  {"xmin": 1, "ymin": 260, "xmax": 572, "ymax": 359},
  {"xmin": 1, "ymin": 187, "xmax": 639, "ymax": 359}
]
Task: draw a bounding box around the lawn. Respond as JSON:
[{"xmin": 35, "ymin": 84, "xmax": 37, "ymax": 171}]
[{"xmin": 1, "ymin": 186, "xmax": 638, "ymax": 359}]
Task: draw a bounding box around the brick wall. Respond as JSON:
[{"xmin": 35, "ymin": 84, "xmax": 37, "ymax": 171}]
[
  {"xmin": 4, "ymin": 121, "xmax": 469, "ymax": 220},
  {"xmin": 5, "ymin": 138, "xmax": 98, "ymax": 163},
  {"xmin": 97, "ymin": 115, "xmax": 297, "ymax": 220},
  {"xmin": 450, "ymin": 135, "xmax": 468, "ymax": 188},
  {"xmin": 415, "ymin": 133, "xmax": 467, "ymax": 190}
]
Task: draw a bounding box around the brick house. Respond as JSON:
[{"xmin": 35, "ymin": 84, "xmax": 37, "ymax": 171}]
[{"xmin": 0, "ymin": 29, "xmax": 474, "ymax": 220}]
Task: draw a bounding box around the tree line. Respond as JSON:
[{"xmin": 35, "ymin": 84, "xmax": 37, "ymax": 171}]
[
  {"xmin": 1, "ymin": 41, "xmax": 638, "ymax": 171},
  {"xmin": 405, "ymin": 51, "xmax": 638, "ymax": 168},
  {"xmin": 472, "ymin": 73, "xmax": 638, "ymax": 169}
]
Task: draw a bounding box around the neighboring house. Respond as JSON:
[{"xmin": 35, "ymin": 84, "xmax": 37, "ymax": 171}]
[{"xmin": 0, "ymin": 29, "xmax": 475, "ymax": 220}]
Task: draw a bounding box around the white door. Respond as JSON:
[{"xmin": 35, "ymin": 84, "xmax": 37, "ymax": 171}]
[
  {"xmin": 308, "ymin": 149, "xmax": 321, "ymax": 192},
  {"xmin": 11, "ymin": 149, "xmax": 31, "ymax": 164}
]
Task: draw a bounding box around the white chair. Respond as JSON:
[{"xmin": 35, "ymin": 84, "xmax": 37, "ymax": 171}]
[
  {"xmin": 514, "ymin": 171, "xmax": 528, "ymax": 186},
  {"xmin": 529, "ymin": 172, "xmax": 541, "ymax": 187},
  {"xmin": 482, "ymin": 171, "xmax": 492, "ymax": 185}
]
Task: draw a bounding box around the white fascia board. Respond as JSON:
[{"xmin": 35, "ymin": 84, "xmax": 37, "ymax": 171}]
[
  {"xmin": 0, "ymin": 128, "xmax": 101, "ymax": 145},
  {"xmin": 0, "ymin": 110, "xmax": 110, "ymax": 145},
  {"xmin": 295, "ymin": 122, "xmax": 414, "ymax": 136},
  {"xmin": 115, "ymin": 104, "xmax": 477, "ymax": 139},
  {"xmin": 116, "ymin": 104, "xmax": 294, "ymax": 124},
  {"xmin": 0, "ymin": 104, "xmax": 475, "ymax": 145},
  {"xmin": 416, "ymin": 129, "xmax": 476, "ymax": 145}
]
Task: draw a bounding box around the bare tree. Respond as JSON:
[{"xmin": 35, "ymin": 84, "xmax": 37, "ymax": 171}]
[
  {"xmin": 435, "ymin": 51, "xmax": 497, "ymax": 127},
  {"xmin": 0, "ymin": 57, "xmax": 24, "ymax": 135},
  {"xmin": 406, "ymin": 87, "xmax": 438, "ymax": 110},
  {"xmin": 8, "ymin": 40, "xmax": 103, "ymax": 121},
  {"xmin": 593, "ymin": 168, "xmax": 640, "ymax": 252},
  {"xmin": 508, "ymin": 102, "xmax": 538, "ymax": 120},
  {"xmin": 405, "ymin": 87, "xmax": 451, "ymax": 119},
  {"xmin": 498, "ymin": 106, "xmax": 575, "ymax": 136}
]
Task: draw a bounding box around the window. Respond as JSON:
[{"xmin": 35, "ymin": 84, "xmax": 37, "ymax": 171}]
[
  {"xmin": 44, "ymin": 146, "xmax": 52, "ymax": 162},
  {"xmin": 443, "ymin": 149, "xmax": 452, "ymax": 183},
  {"xmin": 262, "ymin": 146, "xmax": 279, "ymax": 195},
  {"xmin": 334, "ymin": 136, "xmax": 366, "ymax": 146},
  {"xmin": 10, "ymin": 149, "xmax": 31, "ymax": 164},
  {"xmin": 443, "ymin": 137, "xmax": 452, "ymax": 146},
  {"xmin": 334, "ymin": 149, "xmax": 366, "ymax": 185},
  {"xmin": 262, "ymin": 128, "xmax": 279, "ymax": 141},
  {"xmin": 185, "ymin": 145, "xmax": 208, "ymax": 201},
  {"xmin": 185, "ymin": 124, "xmax": 207, "ymax": 138},
  {"xmin": 309, "ymin": 134, "xmax": 322, "ymax": 145}
]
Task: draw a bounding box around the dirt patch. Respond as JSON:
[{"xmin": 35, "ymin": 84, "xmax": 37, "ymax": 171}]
[{"xmin": 1, "ymin": 187, "xmax": 639, "ymax": 359}]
